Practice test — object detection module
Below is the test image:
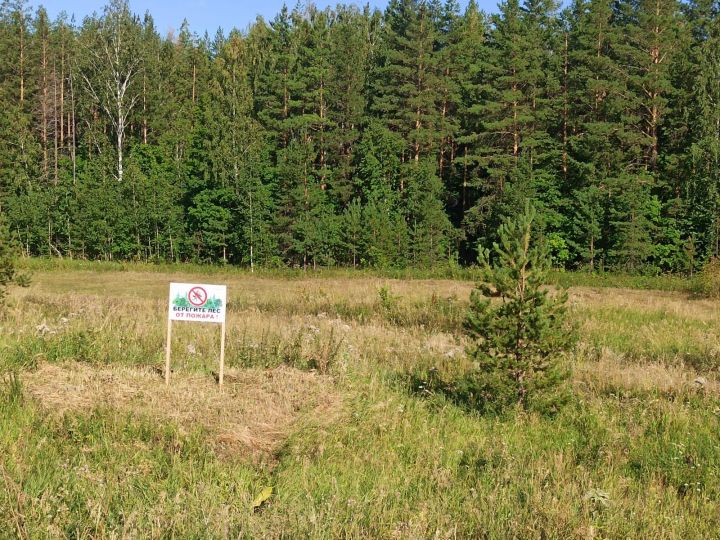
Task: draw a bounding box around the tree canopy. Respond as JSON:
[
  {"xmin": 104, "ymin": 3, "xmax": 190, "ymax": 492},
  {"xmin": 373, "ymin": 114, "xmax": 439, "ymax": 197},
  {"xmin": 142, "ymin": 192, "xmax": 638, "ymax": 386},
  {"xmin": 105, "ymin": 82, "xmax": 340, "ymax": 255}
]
[{"xmin": 0, "ymin": 0, "xmax": 716, "ymax": 273}]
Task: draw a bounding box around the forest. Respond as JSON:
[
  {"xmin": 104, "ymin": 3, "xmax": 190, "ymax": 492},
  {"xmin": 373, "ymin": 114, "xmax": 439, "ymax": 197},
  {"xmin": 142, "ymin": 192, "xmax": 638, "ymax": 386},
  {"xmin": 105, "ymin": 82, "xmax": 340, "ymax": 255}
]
[{"xmin": 0, "ymin": 0, "xmax": 719, "ymax": 272}]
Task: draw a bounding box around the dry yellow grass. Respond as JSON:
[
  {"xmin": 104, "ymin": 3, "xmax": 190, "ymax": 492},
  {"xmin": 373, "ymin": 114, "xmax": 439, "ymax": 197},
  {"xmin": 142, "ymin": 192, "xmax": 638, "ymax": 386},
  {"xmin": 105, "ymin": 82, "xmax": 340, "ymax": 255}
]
[
  {"xmin": 23, "ymin": 361, "xmax": 340, "ymax": 461},
  {"xmin": 24, "ymin": 268, "xmax": 716, "ymax": 327},
  {"xmin": 8, "ymin": 269, "xmax": 719, "ymax": 383},
  {"xmin": 569, "ymin": 286, "xmax": 719, "ymax": 322},
  {"xmin": 574, "ymin": 348, "xmax": 720, "ymax": 397}
]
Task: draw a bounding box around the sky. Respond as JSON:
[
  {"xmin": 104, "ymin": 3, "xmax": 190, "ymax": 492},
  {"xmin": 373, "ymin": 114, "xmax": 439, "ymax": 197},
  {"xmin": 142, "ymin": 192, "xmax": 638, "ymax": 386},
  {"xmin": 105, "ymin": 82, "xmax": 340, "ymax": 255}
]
[{"xmin": 33, "ymin": 0, "xmax": 486, "ymax": 36}]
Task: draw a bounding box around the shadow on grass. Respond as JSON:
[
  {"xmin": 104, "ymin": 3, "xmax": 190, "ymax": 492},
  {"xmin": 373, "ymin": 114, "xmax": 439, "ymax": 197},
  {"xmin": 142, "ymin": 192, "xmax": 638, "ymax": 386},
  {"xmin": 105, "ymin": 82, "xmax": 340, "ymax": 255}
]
[{"xmin": 404, "ymin": 368, "xmax": 505, "ymax": 417}]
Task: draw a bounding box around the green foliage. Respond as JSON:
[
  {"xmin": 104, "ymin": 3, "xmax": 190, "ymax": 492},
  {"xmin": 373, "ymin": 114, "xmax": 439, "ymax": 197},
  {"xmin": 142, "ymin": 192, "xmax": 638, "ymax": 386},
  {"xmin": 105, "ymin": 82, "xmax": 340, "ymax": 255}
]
[
  {"xmin": 0, "ymin": 0, "xmax": 715, "ymax": 274},
  {"xmin": 404, "ymin": 161, "xmax": 453, "ymax": 267},
  {"xmin": 461, "ymin": 203, "xmax": 576, "ymax": 414},
  {"xmin": 699, "ymin": 257, "xmax": 720, "ymax": 299},
  {"xmin": 0, "ymin": 214, "xmax": 23, "ymax": 305}
]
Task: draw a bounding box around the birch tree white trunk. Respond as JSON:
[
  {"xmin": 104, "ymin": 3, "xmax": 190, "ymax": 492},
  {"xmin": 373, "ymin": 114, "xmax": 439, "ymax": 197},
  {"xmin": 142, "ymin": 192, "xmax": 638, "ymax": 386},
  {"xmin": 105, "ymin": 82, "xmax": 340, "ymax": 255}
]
[{"xmin": 78, "ymin": 0, "xmax": 141, "ymax": 182}]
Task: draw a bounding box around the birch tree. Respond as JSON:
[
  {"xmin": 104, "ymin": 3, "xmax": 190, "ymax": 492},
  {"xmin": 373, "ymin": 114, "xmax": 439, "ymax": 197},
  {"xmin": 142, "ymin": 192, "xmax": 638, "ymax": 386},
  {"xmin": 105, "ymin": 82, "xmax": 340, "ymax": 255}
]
[{"xmin": 78, "ymin": 0, "xmax": 141, "ymax": 182}]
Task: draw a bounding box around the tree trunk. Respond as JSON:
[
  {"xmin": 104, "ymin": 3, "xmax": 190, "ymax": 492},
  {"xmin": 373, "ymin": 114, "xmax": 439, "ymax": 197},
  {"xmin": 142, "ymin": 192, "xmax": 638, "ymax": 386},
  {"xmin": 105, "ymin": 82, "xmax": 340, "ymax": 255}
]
[
  {"xmin": 19, "ymin": 14, "xmax": 25, "ymax": 103},
  {"xmin": 41, "ymin": 32, "xmax": 49, "ymax": 176},
  {"xmin": 562, "ymin": 31, "xmax": 568, "ymax": 178},
  {"xmin": 53, "ymin": 62, "xmax": 59, "ymax": 184}
]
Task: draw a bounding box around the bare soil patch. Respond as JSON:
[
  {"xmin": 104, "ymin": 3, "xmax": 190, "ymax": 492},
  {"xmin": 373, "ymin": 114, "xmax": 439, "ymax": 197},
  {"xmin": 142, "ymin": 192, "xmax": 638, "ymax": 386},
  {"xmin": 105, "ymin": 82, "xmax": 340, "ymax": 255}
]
[{"xmin": 23, "ymin": 362, "xmax": 340, "ymax": 461}]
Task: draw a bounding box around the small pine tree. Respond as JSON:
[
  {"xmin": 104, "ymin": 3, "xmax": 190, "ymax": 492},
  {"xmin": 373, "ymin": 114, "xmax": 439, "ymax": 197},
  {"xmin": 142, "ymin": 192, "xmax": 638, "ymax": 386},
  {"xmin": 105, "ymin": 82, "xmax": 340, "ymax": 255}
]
[
  {"xmin": 462, "ymin": 203, "xmax": 576, "ymax": 415},
  {"xmin": 0, "ymin": 215, "xmax": 18, "ymax": 305}
]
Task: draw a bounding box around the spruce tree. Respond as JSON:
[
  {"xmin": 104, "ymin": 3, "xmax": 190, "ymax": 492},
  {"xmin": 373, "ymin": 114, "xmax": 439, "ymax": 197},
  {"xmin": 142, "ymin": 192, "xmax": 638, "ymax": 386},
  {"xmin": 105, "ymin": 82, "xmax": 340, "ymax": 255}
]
[
  {"xmin": 363, "ymin": 198, "xmax": 409, "ymax": 268},
  {"xmin": 322, "ymin": 5, "xmax": 374, "ymax": 205},
  {"xmin": 447, "ymin": 0, "xmax": 488, "ymax": 223},
  {"xmin": 404, "ymin": 160, "xmax": 452, "ymax": 266},
  {"xmin": 570, "ymin": 184, "xmax": 605, "ymax": 270},
  {"xmin": 342, "ymin": 198, "xmax": 363, "ymax": 267}
]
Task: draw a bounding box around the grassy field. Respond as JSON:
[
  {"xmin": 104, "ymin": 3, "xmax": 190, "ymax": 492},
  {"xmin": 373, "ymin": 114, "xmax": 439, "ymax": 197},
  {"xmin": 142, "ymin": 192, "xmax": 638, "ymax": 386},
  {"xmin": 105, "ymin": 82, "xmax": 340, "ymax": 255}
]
[{"xmin": 1, "ymin": 264, "xmax": 719, "ymax": 538}]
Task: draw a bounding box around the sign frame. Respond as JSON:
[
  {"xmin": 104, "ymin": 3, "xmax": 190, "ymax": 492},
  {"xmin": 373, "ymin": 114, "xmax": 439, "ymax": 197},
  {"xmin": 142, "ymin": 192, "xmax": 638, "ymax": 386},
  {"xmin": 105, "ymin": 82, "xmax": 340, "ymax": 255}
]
[{"xmin": 165, "ymin": 282, "xmax": 228, "ymax": 385}]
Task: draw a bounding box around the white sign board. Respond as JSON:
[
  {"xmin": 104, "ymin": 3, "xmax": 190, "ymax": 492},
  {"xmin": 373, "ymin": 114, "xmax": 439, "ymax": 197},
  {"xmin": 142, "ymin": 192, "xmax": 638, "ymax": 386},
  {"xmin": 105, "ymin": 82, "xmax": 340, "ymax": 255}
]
[{"xmin": 168, "ymin": 282, "xmax": 227, "ymax": 324}]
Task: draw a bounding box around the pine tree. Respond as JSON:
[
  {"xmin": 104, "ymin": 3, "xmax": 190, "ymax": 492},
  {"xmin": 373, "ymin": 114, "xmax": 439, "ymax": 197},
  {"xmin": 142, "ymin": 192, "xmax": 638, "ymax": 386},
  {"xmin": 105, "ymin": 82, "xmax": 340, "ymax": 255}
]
[
  {"xmin": 462, "ymin": 0, "xmax": 563, "ymax": 252},
  {"xmin": 0, "ymin": 0, "xmax": 42, "ymax": 256},
  {"xmin": 322, "ymin": 5, "xmax": 375, "ymax": 205},
  {"xmin": 447, "ymin": 0, "xmax": 489, "ymax": 224},
  {"xmin": 684, "ymin": 0, "xmax": 720, "ymax": 259},
  {"xmin": 372, "ymin": 0, "xmax": 444, "ymax": 167},
  {"xmin": 618, "ymin": 0, "xmax": 680, "ymax": 171},
  {"xmin": 433, "ymin": 0, "xmax": 462, "ymax": 187},
  {"xmin": 253, "ymin": 6, "xmax": 300, "ymax": 151},
  {"xmin": 462, "ymin": 202, "xmax": 576, "ymax": 414},
  {"xmin": 0, "ymin": 214, "xmax": 18, "ymax": 305},
  {"xmin": 565, "ymin": 0, "xmax": 619, "ymax": 267},
  {"xmin": 206, "ymin": 29, "xmax": 274, "ymax": 266}
]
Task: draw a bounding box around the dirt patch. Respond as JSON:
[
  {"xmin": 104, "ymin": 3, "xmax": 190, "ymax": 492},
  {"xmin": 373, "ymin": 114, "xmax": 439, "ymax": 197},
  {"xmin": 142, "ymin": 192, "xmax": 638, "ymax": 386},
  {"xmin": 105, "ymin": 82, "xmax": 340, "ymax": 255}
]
[{"xmin": 23, "ymin": 362, "xmax": 340, "ymax": 461}]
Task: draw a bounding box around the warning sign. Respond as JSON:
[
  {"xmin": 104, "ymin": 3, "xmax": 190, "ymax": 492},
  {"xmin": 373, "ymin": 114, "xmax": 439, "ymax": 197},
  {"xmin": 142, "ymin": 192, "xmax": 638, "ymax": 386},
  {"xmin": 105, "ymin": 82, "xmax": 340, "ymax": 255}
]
[{"xmin": 168, "ymin": 282, "xmax": 227, "ymax": 324}]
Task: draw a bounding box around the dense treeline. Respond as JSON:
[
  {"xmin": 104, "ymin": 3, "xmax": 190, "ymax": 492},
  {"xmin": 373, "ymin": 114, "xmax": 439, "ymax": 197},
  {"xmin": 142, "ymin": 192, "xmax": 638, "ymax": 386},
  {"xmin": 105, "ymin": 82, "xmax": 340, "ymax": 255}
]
[{"xmin": 0, "ymin": 0, "xmax": 719, "ymax": 272}]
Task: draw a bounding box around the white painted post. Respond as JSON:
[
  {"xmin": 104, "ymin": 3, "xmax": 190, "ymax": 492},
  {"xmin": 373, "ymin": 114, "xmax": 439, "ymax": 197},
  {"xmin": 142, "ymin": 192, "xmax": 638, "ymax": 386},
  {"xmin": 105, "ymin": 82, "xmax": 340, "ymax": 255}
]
[
  {"xmin": 219, "ymin": 321, "xmax": 226, "ymax": 386},
  {"xmin": 164, "ymin": 319, "xmax": 173, "ymax": 384}
]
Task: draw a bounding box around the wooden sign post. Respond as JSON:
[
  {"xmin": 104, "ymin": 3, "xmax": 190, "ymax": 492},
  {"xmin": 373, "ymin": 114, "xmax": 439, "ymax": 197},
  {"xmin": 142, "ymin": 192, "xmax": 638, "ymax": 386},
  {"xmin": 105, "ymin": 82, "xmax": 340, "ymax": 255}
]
[{"xmin": 165, "ymin": 282, "xmax": 228, "ymax": 385}]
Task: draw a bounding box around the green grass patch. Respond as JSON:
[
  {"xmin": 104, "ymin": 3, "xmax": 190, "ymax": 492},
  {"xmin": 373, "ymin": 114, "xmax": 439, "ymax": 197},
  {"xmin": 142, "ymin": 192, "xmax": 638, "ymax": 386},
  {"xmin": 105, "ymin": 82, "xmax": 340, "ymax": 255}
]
[
  {"xmin": 1, "ymin": 267, "xmax": 719, "ymax": 537},
  {"xmin": 16, "ymin": 257, "xmax": 702, "ymax": 293}
]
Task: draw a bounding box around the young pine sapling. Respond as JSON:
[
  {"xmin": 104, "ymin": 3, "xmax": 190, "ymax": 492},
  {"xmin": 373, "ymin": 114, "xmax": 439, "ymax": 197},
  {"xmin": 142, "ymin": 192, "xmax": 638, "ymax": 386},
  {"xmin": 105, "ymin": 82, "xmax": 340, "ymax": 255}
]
[{"xmin": 461, "ymin": 203, "xmax": 577, "ymax": 415}]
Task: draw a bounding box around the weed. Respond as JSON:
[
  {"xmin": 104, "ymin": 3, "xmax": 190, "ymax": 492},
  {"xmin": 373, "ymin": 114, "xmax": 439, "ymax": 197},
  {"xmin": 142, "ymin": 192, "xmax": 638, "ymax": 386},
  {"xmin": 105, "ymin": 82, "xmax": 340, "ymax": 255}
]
[
  {"xmin": 0, "ymin": 372, "xmax": 23, "ymax": 406},
  {"xmin": 307, "ymin": 327, "xmax": 344, "ymax": 374}
]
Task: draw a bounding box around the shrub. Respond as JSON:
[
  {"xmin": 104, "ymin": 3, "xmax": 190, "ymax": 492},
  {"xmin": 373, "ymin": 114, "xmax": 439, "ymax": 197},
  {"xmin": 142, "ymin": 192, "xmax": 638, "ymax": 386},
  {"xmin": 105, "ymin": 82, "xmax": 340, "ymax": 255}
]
[
  {"xmin": 0, "ymin": 215, "xmax": 17, "ymax": 305},
  {"xmin": 0, "ymin": 215, "xmax": 30, "ymax": 306},
  {"xmin": 699, "ymin": 257, "xmax": 720, "ymax": 298},
  {"xmin": 461, "ymin": 203, "xmax": 577, "ymax": 415}
]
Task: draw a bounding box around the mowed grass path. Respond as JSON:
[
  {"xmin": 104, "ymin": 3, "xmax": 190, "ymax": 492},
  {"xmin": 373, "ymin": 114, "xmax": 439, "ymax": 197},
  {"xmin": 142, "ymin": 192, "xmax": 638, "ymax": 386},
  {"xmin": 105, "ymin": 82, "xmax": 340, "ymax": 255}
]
[{"xmin": 1, "ymin": 266, "xmax": 719, "ymax": 538}]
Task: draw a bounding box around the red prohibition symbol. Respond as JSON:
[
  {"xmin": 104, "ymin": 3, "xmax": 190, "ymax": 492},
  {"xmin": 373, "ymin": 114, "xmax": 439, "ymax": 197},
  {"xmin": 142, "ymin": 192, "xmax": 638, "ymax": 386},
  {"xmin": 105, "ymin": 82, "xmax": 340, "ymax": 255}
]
[{"xmin": 188, "ymin": 286, "xmax": 208, "ymax": 306}]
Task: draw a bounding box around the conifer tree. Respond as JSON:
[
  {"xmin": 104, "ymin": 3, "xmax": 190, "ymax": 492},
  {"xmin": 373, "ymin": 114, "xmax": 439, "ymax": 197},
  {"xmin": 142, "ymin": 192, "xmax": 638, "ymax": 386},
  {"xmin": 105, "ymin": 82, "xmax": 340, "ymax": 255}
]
[
  {"xmin": 322, "ymin": 5, "xmax": 374, "ymax": 205},
  {"xmin": 0, "ymin": 0, "xmax": 717, "ymax": 272},
  {"xmin": 684, "ymin": 0, "xmax": 720, "ymax": 259},
  {"xmin": 372, "ymin": 0, "xmax": 443, "ymax": 166},
  {"xmin": 462, "ymin": 0, "xmax": 563, "ymax": 250},
  {"xmin": 404, "ymin": 161, "xmax": 452, "ymax": 266},
  {"xmin": 253, "ymin": 6, "xmax": 300, "ymax": 151},
  {"xmin": 564, "ymin": 0, "xmax": 619, "ymax": 266},
  {"xmin": 0, "ymin": 214, "xmax": 19, "ymax": 305},
  {"xmin": 342, "ymin": 198, "xmax": 363, "ymax": 267},
  {"xmin": 363, "ymin": 198, "xmax": 409, "ymax": 267},
  {"xmin": 462, "ymin": 202, "xmax": 576, "ymax": 414},
  {"xmin": 448, "ymin": 0, "xmax": 488, "ymax": 222}
]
